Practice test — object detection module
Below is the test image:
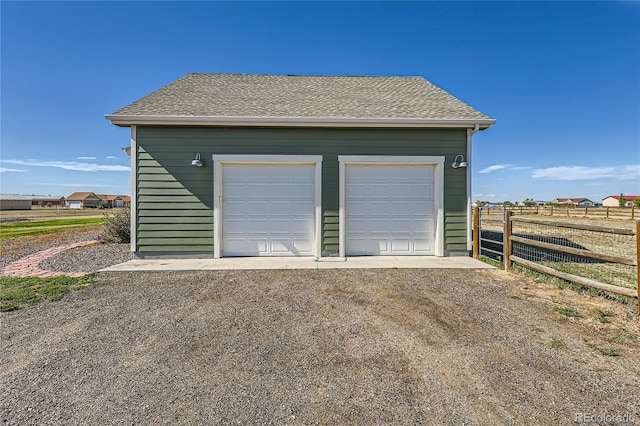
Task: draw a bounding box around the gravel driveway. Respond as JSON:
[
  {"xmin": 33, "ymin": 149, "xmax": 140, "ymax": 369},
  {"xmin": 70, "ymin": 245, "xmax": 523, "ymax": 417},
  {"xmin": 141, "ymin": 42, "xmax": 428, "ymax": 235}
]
[{"xmin": 2, "ymin": 267, "xmax": 639, "ymax": 424}]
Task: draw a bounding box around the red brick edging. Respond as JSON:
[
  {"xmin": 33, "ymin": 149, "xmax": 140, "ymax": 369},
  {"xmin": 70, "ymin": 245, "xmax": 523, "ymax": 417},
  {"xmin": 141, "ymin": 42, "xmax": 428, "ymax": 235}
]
[{"xmin": 3, "ymin": 240, "xmax": 99, "ymax": 278}]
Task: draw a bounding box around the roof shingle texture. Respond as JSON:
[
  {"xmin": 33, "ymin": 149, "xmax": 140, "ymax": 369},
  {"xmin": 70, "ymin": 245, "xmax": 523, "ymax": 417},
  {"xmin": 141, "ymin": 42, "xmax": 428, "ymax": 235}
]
[
  {"xmin": 112, "ymin": 74, "xmax": 491, "ymax": 121},
  {"xmin": 66, "ymin": 192, "xmax": 99, "ymax": 200}
]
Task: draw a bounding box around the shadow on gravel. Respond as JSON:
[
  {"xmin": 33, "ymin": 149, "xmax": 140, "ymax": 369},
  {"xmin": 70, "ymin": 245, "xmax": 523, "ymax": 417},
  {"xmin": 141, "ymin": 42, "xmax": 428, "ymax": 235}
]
[{"xmin": 479, "ymin": 230, "xmax": 604, "ymax": 264}]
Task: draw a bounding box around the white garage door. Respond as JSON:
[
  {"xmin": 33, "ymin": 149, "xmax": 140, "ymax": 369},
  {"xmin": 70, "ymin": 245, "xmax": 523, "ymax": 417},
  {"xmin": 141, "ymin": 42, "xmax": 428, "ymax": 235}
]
[
  {"xmin": 345, "ymin": 164, "xmax": 435, "ymax": 255},
  {"xmin": 68, "ymin": 201, "xmax": 81, "ymax": 209},
  {"xmin": 221, "ymin": 164, "xmax": 315, "ymax": 256}
]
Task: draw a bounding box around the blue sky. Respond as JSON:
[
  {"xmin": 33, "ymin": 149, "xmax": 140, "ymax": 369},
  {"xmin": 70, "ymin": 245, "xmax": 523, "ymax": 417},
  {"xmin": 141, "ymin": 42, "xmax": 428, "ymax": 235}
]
[{"xmin": 1, "ymin": 1, "xmax": 639, "ymax": 202}]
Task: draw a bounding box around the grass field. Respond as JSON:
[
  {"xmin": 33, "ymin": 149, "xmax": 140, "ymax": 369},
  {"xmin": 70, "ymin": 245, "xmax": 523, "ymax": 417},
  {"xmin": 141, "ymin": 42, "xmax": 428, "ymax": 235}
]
[
  {"xmin": 0, "ymin": 275, "xmax": 96, "ymax": 312},
  {"xmin": 0, "ymin": 217, "xmax": 104, "ymax": 240},
  {"xmin": 0, "ymin": 210, "xmax": 109, "ymax": 312},
  {"xmin": 0, "ymin": 208, "xmax": 108, "ymax": 224}
]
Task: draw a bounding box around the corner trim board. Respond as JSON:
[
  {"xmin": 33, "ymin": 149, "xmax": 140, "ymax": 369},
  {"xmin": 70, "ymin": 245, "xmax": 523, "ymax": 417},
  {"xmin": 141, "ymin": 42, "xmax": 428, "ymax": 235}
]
[{"xmin": 130, "ymin": 125, "xmax": 137, "ymax": 252}]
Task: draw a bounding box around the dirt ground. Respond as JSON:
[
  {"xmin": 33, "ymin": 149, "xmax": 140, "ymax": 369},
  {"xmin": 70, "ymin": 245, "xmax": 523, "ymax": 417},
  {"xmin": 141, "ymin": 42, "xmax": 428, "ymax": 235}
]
[{"xmin": 1, "ymin": 268, "xmax": 639, "ymax": 424}]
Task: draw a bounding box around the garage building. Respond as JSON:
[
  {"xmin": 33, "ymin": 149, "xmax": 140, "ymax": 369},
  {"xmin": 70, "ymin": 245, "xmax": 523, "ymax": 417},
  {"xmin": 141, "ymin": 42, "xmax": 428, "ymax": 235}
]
[
  {"xmin": 0, "ymin": 194, "xmax": 33, "ymax": 211},
  {"xmin": 106, "ymin": 74, "xmax": 495, "ymax": 259}
]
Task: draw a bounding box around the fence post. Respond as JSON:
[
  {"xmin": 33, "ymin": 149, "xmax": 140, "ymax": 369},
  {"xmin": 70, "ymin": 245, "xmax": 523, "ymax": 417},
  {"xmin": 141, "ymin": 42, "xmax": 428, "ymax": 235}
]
[
  {"xmin": 473, "ymin": 206, "xmax": 479, "ymax": 259},
  {"xmin": 550, "ymin": 206, "xmax": 554, "ymax": 216},
  {"xmin": 504, "ymin": 211, "xmax": 513, "ymax": 270},
  {"xmin": 636, "ymin": 220, "xmax": 639, "ymax": 314},
  {"xmin": 606, "ymin": 207, "xmax": 610, "ymax": 219}
]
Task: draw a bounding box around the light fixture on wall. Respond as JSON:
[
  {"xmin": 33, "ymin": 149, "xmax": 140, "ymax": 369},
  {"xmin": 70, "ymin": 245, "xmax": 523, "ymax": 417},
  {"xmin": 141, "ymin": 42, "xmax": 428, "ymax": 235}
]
[
  {"xmin": 452, "ymin": 155, "xmax": 468, "ymax": 169},
  {"xmin": 191, "ymin": 153, "xmax": 204, "ymax": 167}
]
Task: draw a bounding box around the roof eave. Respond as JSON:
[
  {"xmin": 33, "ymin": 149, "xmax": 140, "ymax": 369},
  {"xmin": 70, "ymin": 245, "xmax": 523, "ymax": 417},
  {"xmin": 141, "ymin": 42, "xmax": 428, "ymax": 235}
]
[{"xmin": 105, "ymin": 115, "xmax": 496, "ymax": 129}]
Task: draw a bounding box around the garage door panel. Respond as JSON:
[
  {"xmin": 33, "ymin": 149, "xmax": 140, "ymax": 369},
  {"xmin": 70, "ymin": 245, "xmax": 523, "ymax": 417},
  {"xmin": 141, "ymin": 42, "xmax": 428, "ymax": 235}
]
[
  {"xmin": 414, "ymin": 239, "xmax": 432, "ymax": 252},
  {"xmin": 364, "ymin": 218, "xmax": 390, "ymax": 232},
  {"xmin": 368, "ymin": 201, "xmax": 391, "ymax": 211},
  {"xmin": 222, "ymin": 163, "xmax": 315, "ymax": 257},
  {"xmin": 248, "ymin": 184, "xmax": 271, "ymax": 198},
  {"xmin": 270, "ymin": 201, "xmax": 296, "ymax": 215},
  {"xmin": 271, "ymin": 240, "xmax": 295, "ymax": 253},
  {"xmin": 288, "ymin": 201, "xmax": 315, "ymax": 211},
  {"xmin": 391, "ymin": 240, "xmax": 411, "ymax": 252},
  {"xmin": 346, "ymin": 201, "xmax": 370, "ymax": 216},
  {"xmin": 345, "ymin": 164, "xmax": 435, "ymax": 256},
  {"xmin": 224, "ymin": 239, "xmax": 268, "ymax": 256},
  {"xmin": 291, "ymin": 184, "xmax": 314, "ymax": 199},
  {"xmin": 224, "ymin": 219, "xmax": 248, "ymax": 234},
  {"xmin": 411, "ymin": 185, "xmax": 433, "ymax": 197},
  {"xmin": 373, "ymin": 240, "xmax": 390, "ymax": 252},
  {"xmin": 244, "ymin": 219, "xmax": 269, "ymax": 234},
  {"xmin": 414, "ymin": 199, "xmax": 433, "ymax": 207},
  {"xmin": 269, "ymin": 184, "xmax": 292, "ymax": 198},
  {"xmin": 271, "ymin": 238, "xmax": 312, "ymax": 254},
  {"xmin": 390, "ymin": 184, "xmax": 413, "ymax": 198},
  {"xmin": 347, "ymin": 238, "xmax": 390, "ymax": 255},
  {"xmin": 390, "ymin": 202, "xmax": 412, "ymax": 215},
  {"xmin": 290, "ymin": 219, "xmax": 314, "ymax": 234},
  {"xmin": 389, "ymin": 219, "xmax": 412, "ymax": 233},
  {"xmin": 346, "ymin": 220, "xmax": 368, "ymax": 234},
  {"xmin": 246, "ymin": 210, "xmax": 270, "ymax": 218},
  {"xmin": 224, "ymin": 201, "xmax": 250, "ymax": 215},
  {"xmin": 346, "ymin": 183, "xmax": 369, "ymax": 198}
]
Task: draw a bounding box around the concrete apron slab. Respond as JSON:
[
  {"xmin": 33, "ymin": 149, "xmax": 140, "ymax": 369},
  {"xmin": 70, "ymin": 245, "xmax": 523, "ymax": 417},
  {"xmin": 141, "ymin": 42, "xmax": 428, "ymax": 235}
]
[{"xmin": 100, "ymin": 256, "xmax": 495, "ymax": 272}]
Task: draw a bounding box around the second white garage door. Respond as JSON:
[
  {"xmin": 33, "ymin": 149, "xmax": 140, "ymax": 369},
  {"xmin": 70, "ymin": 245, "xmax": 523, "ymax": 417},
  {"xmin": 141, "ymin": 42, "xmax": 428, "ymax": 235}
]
[
  {"xmin": 221, "ymin": 164, "xmax": 316, "ymax": 256},
  {"xmin": 345, "ymin": 164, "xmax": 435, "ymax": 255}
]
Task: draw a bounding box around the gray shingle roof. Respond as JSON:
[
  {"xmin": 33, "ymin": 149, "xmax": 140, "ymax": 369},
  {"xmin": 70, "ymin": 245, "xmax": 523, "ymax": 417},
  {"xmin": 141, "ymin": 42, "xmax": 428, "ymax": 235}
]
[
  {"xmin": 0, "ymin": 194, "xmax": 33, "ymax": 201},
  {"xmin": 109, "ymin": 74, "xmax": 493, "ymax": 125}
]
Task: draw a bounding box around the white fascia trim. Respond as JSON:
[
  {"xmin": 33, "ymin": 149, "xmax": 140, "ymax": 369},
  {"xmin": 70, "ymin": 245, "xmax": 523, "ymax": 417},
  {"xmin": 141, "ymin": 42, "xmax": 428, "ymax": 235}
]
[
  {"xmin": 212, "ymin": 154, "xmax": 323, "ymax": 259},
  {"xmin": 465, "ymin": 123, "xmax": 481, "ymax": 251},
  {"xmin": 130, "ymin": 125, "xmax": 137, "ymax": 253},
  {"xmin": 105, "ymin": 114, "xmax": 496, "ymax": 129},
  {"xmin": 338, "ymin": 155, "xmax": 445, "ymax": 257}
]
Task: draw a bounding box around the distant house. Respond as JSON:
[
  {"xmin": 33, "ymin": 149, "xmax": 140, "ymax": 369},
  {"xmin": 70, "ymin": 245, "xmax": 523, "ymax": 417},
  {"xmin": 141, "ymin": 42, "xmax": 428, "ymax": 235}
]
[
  {"xmin": 97, "ymin": 194, "xmax": 120, "ymax": 208},
  {"xmin": 0, "ymin": 194, "xmax": 32, "ymax": 211},
  {"xmin": 97, "ymin": 194, "xmax": 131, "ymax": 208},
  {"xmin": 29, "ymin": 195, "xmax": 66, "ymax": 206},
  {"xmin": 603, "ymin": 195, "xmax": 640, "ymax": 207},
  {"xmin": 66, "ymin": 192, "xmax": 130, "ymax": 208},
  {"xmin": 66, "ymin": 192, "xmax": 102, "ymax": 209},
  {"xmin": 552, "ymin": 198, "xmax": 596, "ymax": 207},
  {"xmin": 521, "ymin": 199, "xmax": 546, "ymax": 206}
]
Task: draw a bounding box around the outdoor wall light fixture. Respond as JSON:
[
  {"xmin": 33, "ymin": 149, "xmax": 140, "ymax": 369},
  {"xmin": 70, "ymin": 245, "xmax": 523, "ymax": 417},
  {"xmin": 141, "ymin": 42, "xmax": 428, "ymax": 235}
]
[
  {"xmin": 452, "ymin": 155, "xmax": 468, "ymax": 169},
  {"xmin": 191, "ymin": 153, "xmax": 204, "ymax": 167}
]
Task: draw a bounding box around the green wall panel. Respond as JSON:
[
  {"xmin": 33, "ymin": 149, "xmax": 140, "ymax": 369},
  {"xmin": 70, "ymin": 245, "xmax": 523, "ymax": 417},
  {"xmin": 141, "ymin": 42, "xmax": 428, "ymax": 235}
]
[{"xmin": 135, "ymin": 126, "xmax": 469, "ymax": 255}]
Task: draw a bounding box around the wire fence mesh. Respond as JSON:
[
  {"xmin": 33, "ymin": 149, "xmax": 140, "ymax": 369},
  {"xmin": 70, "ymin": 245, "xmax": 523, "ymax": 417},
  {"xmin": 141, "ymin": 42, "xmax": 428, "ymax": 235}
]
[
  {"xmin": 510, "ymin": 219, "xmax": 637, "ymax": 290},
  {"xmin": 477, "ymin": 210, "xmax": 505, "ymax": 264},
  {"xmin": 475, "ymin": 207, "xmax": 638, "ymax": 297}
]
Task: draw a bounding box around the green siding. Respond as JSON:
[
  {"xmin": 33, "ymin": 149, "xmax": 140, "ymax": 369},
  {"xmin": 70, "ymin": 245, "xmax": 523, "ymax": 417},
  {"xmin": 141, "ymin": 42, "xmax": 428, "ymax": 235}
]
[{"xmin": 135, "ymin": 126, "xmax": 469, "ymax": 255}]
